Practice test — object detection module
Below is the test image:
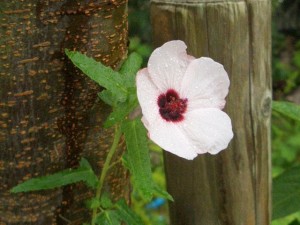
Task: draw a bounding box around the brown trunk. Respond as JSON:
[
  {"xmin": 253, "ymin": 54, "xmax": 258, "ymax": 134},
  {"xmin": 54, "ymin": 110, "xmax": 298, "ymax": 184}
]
[{"xmin": 0, "ymin": 1, "xmax": 128, "ymax": 224}]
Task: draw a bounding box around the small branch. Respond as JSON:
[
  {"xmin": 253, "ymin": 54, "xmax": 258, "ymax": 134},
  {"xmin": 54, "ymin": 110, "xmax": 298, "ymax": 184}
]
[
  {"xmin": 91, "ymin": 125, "xmax": 122, "ymax": 225},
  {"xmin": 108, "ymin": 158, "xmax": 122, "ymax": 171},
  {"xmin": 59, "ymin": 214, "xmax": 72, "ymax": 224}
]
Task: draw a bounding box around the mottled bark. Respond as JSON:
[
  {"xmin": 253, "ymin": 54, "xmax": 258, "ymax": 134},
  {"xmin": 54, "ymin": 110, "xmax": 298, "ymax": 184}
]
[
  {"xmin": 151, "ymin": 0, "xmax": 272, "ymax": 224},
  {"xmin": 0, "ymin": 1, "xmax": 128, "ymax": 224}
]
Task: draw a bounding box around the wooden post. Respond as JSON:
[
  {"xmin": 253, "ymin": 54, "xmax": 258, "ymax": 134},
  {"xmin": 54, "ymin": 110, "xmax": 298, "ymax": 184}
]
[{"xmin": 150, "ymin": 0, "xmax": 272, "ymax": 224}]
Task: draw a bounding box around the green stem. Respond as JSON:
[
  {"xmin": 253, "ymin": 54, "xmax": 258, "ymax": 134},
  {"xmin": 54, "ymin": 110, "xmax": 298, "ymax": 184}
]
[
  {"xmin": 107, "ymin": 158, "xmax": 122, "ymax": 171},
  {"xmin": 91, "ymin": 125, "xmax": 122, "ymax": 225}
]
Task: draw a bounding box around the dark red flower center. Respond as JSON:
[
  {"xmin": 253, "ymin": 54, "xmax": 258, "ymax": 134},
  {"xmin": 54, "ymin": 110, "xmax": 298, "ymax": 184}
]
[{"xmin": 157, "ymin": 89, "xmax": 188, "ymax": 122}]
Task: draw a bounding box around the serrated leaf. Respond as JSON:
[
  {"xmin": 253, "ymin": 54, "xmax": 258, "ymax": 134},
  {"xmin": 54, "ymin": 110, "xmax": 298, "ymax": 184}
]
[
  {"xmin": 272, "ymin": 101, "xmax": 300, "ymax": 122},
  {"xmin": 78, "ymin": 158, "xmax": 98, "ymax": 188},
  {"xmin": 119, "ymin": 52, "xmax": 143, "ymax": 87},
  {"xmin": 129, "ymin": 37, "xmax": 140, "ymax": 51},
  {"xmin": 122, "ymin": 119, "xmax": 153, "ymax": 200},
  {"xmin": 136, "ymin": 45, "xmax": 152, "ymax": 57},
  {"xmin": 100, "ymin": 192, "xmax": 113, "ymax": 209},
  {"xmin": 11, "ymin": 168, "xmax": 90, "ymax": 193},
  {"xmin": 273, "ymin": 166, "xmax": 300, "ymax": 219},
  {"xmin": 86, "ymin": 197, "xmax": 101, "ymax": 210},
  {"xmin": 115, "ymin": 199, "xmax": 144, "ymax": 225},
  {"xmin": 11, "ymin": 158, "xmax": 98, "ymax": 193},
  {"xmin": 98, "ymin": 90, "xmax": 115, "ymax": 106},
  {"xmin": 95, "ymin": 210, "xmax": 120, "ymax": 225},
  {"xmin": 104, "ymin": 94, "xmax": 138, "ymax": 128},
  {"xmin": 79, "ymin": 158, "xmax": 92, "ymax": 169},
  {"xmin": 153, "ymin": 184, "xmax": 173, "ymax": 201},
  {"xmin": 65, "ymin": 50, "xmax": 127, "ymax": 102}
]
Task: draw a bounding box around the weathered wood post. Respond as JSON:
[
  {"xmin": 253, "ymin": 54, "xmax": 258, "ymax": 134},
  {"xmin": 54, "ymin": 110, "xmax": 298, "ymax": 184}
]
[{"xmin": 150, "ymin": 0, "xmax": 272, "ymax": 224}]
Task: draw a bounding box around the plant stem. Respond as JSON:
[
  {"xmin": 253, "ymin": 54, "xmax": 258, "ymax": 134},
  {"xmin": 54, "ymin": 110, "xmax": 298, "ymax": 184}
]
[
  {"xmin": 91, "ymin": 125, "xmax": 122, "ymax": 225},
  {"xmin": 107, "ymin": 158, "xmax": 122, "ymax": 171}
]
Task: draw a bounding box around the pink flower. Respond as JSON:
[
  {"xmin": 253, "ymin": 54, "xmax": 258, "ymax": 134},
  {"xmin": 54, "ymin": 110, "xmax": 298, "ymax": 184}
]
[{"xmin": 136, "ymin": 40, "xmax": 233, "ymax": 160}]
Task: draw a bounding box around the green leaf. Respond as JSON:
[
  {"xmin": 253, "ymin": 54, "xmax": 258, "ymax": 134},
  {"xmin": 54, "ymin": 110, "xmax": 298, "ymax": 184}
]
[
  {"xmin": 115, "ymin": 199, "xmax": 144, "ymax": 225},
  {"xmin": 100, "ymin": 192, "xmax": 113, "ymax": 209},
  {"xmin": 65, "ymin": 50, "xmax": 127, "ymax": 102},
  {"xmin": 136, "ymin": 45, "xmax": 152, "ymax": 58},
  {"xmin": 98, "ymin": 90, "xmax": 115, "ymax": 106},
  {"xmin": 86, "ymin": 198, "xmax": 101, "ymax": 210},
  {"xmin": 11, "ymin": 158, "xmax": 98, "ymax": 193},
  {"xmin": 272, "ymin": 212, "xmax": 300, "ymax": 225},
  {"xmin": 290, "ymin": 219, "xmax": 300, "ymax": 225},
  {"xmin": 153, "ymin": 184, "xmax": 174, "ymax": 201},
  {"xmin": 79, "ymin": 158, "xmax": 92, "ymax": 169},
  {"xmin": 95, "ymin": 210, "xmax": 120, "ymax": 225},
  {"xmin": 122, "ymin": 119, "xmax": 153, "ymax": 200},
  {"xmin": 95, "ymin": 199, "xmax": 143, "ymax": 225},
  {"xmin": 119, "ymin": 52, "xmax": 143, "ymax": 87},
  {"xmin": 272, "ymin": 101, "xmax": 300, "ymax": 122},
  {"xmin": 293, "ymin": 51, "xmax": 300, "ymax": 69},
  {"xmin": 129, "ymin": 37, "xmax": 141, "ymax": 51},
  {"xmin": 11, "ymin": 168, "xmax": 91, "ymax": 192},
  {"xmin": 78, "ymin": 158, "xmax": 98, "ymax": 188},
  {"xmin": 273, "ymin": 166, "xmax": 300, "ymax": 219},
  {"xmin": 104, "ymin": 93, "xmax": 138, "ymax": 128}
]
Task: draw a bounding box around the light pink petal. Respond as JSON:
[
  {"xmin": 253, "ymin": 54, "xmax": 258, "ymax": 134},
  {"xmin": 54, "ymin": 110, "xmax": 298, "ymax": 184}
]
[
  {"xmin": 148, "ymin": 40, "xmax": 191, "ymax": 92},
  {"xmin": 180, "ymin": 57, "xmax": 230, "ymax": 110},
  {"xmin": 182, "ymin": 108, "xmax": 233, "ymax": 154},
  {"xmin": 136, "ymin": 68, "xmax": 161, "ymax": 125},
  {"xmin": 148, "ymin": 118, "xmax": 198, "ymax": 160}
]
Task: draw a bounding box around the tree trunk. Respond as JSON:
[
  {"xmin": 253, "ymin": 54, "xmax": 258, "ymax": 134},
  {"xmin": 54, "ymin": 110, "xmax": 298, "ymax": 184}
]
[
  {"xmin": 0, "ymin": 1, "xmax": 128, "ymax": 224},
  {"xmin": 150, "ymin": 0, "xmax": 272, "ymax": 224}
]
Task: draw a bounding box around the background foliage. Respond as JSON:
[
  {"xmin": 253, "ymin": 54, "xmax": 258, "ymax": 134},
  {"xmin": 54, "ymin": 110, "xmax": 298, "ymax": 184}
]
[{"xmin": 272, "ymin": 0, "xmax": 300, "ymax": 223}]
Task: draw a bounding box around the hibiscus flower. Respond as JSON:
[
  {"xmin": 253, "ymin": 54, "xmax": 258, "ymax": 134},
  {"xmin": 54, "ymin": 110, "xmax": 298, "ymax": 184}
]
[{"xmin": 136, "ymin": 40, "xmax": 233, "ymax": 160}]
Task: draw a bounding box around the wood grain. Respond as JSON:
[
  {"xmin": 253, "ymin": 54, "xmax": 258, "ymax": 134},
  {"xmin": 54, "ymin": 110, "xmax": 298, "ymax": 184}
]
[{"xmin": 151, "ymin": 0, "xmax": 271, "ymax": 224}]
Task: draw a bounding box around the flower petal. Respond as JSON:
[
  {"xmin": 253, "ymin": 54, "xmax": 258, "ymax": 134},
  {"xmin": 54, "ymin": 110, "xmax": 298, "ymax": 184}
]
[
  {"xmin": 180, "ymin": 57, "xmax": 230, "ymax": 110},
  {"xmin": 148, "ymin": 118, "xmax": 198, "ymax": 160},
  {"xmin": 148, "ymin": 40, "xmax": 191, "ymax": 92},
  {"xmin": 182, "ymin": 108, "xmax": 233, "ymax": 154},
  {"xmin": 136, "ymin": 68, "xmax": 161, "ymax": 125}
]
